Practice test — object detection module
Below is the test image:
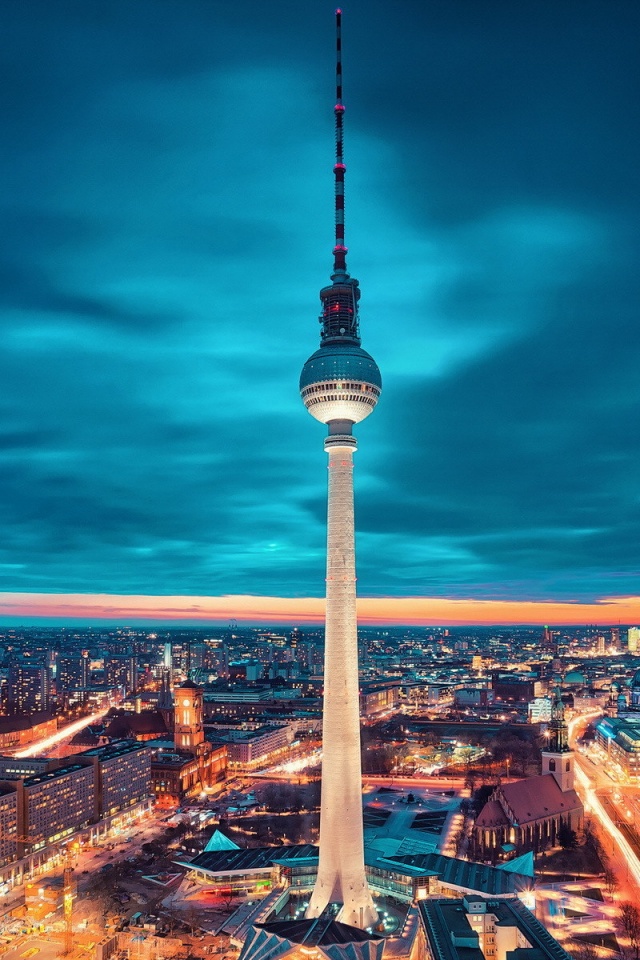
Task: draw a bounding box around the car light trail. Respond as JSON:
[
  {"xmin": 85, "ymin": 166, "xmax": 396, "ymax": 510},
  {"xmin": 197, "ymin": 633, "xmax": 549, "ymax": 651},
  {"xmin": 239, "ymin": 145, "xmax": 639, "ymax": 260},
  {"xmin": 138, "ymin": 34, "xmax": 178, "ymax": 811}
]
[
  {"xmin": 574, "ymin": 762, "xmax": 640, "ymax": 887},
  {"xmin": 14, "ymin": 709, "xmax": 109, "ymax": 757}
]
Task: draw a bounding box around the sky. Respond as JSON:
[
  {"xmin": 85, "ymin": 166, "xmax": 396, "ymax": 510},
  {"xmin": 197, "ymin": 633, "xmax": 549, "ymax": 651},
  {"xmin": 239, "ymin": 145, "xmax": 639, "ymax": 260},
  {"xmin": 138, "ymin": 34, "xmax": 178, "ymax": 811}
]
[{"xmin": 1, "ymin": 1, "xmax": 640, "ymax": 626}]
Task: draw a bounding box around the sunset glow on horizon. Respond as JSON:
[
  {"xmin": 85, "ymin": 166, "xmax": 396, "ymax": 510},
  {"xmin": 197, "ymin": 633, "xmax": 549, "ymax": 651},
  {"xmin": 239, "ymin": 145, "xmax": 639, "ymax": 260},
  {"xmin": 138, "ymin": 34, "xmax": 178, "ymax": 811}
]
[{"xmin": 2, "ymin": 592, "xmax": 640, "ymax": 627}]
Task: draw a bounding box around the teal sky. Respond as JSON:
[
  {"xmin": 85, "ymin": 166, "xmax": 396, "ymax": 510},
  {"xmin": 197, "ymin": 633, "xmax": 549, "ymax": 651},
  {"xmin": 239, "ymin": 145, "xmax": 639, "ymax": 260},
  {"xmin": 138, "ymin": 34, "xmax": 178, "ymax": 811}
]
[{"xmin": 1, "ymin": 1, "xmax": 640, "ymax": 610}]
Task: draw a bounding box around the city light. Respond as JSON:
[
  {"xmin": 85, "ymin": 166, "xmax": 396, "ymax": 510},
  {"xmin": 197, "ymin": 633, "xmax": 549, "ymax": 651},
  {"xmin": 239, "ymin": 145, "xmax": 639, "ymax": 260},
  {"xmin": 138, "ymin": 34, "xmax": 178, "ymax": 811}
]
[{"xmin": 14, "ymin": 709, "xmax": 109, "ymax": 758}]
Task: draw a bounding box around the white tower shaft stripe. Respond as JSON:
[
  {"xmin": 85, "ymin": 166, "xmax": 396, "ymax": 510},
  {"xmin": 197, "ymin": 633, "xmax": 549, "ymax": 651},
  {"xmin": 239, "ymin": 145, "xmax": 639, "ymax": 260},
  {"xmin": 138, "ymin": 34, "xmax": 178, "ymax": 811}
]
[{"xmin": 306, "ymin": 439, "xmax": 377, "ymax": 928}]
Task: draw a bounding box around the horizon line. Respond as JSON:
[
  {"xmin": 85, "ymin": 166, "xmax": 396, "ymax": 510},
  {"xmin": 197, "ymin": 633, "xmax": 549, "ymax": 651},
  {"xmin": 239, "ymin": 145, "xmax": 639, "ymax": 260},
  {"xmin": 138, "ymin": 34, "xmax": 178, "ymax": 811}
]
[{"xmin": 0, "ymin": 591, "xmax": 638, "ymax": 628}]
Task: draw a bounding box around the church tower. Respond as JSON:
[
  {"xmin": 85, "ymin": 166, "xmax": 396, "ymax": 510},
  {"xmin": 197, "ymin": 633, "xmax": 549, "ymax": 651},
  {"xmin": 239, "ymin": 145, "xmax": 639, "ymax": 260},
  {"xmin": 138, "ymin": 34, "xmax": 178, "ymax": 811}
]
[
  {"xmin": 158, "ymin": 669, "xmax": 174, "ymax": 732},
  {"xmin": 541, "ymin": 687, "xmax": 574, "ymax": 791}
]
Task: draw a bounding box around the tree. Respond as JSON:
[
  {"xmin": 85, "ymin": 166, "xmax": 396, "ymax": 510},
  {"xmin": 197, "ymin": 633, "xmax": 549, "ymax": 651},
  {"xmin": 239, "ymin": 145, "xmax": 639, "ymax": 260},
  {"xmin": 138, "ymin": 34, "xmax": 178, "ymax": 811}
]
[
  {"xmin": 571, "ymin": 943, "xmax": 599, "ymax": 960},
  {"xmin": 472, "ymin": 785, "xmax": 494, "ymax": 817},
  {"xmin": 620, "ymin": 901, "xmax": 640, "ymax": 959},
  {"xmin": 603, "ymin": 865, "xmax": 618, "ymax": 897},
  {"xmin": 558, "ymin": 823, "xmax": 578, "ymax": 849}
]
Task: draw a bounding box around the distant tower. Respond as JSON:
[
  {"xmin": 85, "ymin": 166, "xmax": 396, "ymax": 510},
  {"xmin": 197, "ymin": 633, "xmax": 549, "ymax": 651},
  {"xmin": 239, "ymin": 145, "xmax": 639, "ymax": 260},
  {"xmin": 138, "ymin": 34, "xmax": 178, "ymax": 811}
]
[
  {"xmin": 158, "ymin": 670, "xmax": 174, "ymax": 731},
  {"xmin": 300, "ymin": 10, "xmax": 380, "ymax": 930},
  {"xmin": 541, "ymin": 687, "xmax": 574, "ymax": 792},
  {"xmin": 163, "ymin": 640, "xmax": 172, "ymax": 674}
]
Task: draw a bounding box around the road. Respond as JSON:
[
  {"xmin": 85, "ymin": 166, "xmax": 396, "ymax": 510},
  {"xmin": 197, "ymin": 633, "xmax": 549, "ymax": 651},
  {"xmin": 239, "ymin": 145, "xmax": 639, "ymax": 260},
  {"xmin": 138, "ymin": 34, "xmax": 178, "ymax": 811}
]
[
  {"xmin": 363, "ymin": 774, "xmax": 466, "ymax": 791},
  {"xmin": 13, "ymin": 709, "xmax": 110, "ymax": 758},
  {"xmin": 569, "ymin": 710, "xmax": 640, "ymax": 897}
]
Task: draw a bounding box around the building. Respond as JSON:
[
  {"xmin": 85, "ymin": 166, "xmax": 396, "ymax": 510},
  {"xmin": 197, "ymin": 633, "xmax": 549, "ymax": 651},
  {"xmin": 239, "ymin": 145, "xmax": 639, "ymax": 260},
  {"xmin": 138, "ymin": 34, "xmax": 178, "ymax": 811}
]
[
  {"xmin": 239, "ymin": 914, "xmax": 384, "ymax": 960},
  {"xmin": 528, "ymin": 698, "xmax": 552, "ymax": 723},
  {"xmin": 4, "ymin": 762, "xmax": 95, "ymax": 856},
  {"xmin": 211, "ymin": 725, "xmax": 293, "ymax": 771},
  {"xmin": 229, "ymin": 660, "xmax": 263, "ymax": 682},
  {"xmin": 628, "ymin": 627, "xmax": 640, "ymax": 653},
  {"xmin": 104, "ymin": 653, "xmax": 138, "ymax": 695},
  {"xmin": 595, "ymin": 716, "xmax": 640, "ymax": 780},
  {"xmin": 146, "ymin": 677, "xmax": 226, "ymax": 805},
  {"xmin": 473, "ymin": 694, "xmax": 583, "ymax": 858},
  {"xmin": 57, "ymin": 650, "xmax": 90, "ymax": 698},
  {"xmin": 105, "ymin": 709, "xmax": 169, "ymax": 742},
  {"xmin": 619, "ymin": 669, "xmax": 640, "ymax": 717},
  {"xmin": 0, "ymin": 787, "xmax": 18, "ymax": 868},
  {"xmin": 418, "ymin": 896, "xmax": 571, "ymax": 960},
  {"xmin": 360, "ymin": 682, "xmax": 401, "ymax": 717},
  {"xmin": 0, "ymin": 756, "xmax": 53, "ymax": 779},
  {"xmin": 76, "ymin": 740, "xmax": 151, "ymax": 820},
  {"xmin": 0, "ymin": 713, "xmax": 57, "ymax": 752},
  {"xmin": 297, "ymin": 10, "xmax": 381, "ymax": 930},
  {"xmin": 149, "ymin": 741, "xmax": 227, "ymax": 806},
  {"xmin": 7, "ymin": 661, "xmax": 50, "ymax": 713}
]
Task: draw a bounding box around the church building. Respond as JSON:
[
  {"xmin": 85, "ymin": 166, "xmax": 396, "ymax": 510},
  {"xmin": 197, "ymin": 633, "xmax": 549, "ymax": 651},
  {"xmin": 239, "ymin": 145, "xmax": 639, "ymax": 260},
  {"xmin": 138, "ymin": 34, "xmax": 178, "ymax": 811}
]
[{"xmin": 472, "ymin": 692, "xmax": 583, "ymax": 859}]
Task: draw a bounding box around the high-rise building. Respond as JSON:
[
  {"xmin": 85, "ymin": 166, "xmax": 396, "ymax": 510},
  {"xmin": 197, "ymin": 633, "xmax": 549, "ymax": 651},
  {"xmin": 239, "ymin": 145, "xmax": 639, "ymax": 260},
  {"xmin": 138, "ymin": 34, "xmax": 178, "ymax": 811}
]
[
  {"xmin": 299, "ymin": 10, "xmax": 381, "ymax": 930},
  {"xmin": 8, "ymin": 661, "xmax": 50, "ymax": 714},
  {"xmin": 104, "ymin": 653, "xmax": 138, "ymax": 694},
  {"xmin": 628, "ymin": 627, "xmax": 640, "ymax": 652},
  {"xmin": 57, "ymin": 650, "xmax": 90, "ymax": 695}
]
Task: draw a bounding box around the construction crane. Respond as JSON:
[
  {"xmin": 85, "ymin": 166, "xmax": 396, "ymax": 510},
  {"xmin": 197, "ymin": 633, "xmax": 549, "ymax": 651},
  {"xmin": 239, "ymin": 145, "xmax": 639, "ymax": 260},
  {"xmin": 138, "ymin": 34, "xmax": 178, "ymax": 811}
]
[
  {"xmin": 13, "ymin": 831, "xmax": 76, "ymax": 954},
  {"xmin": 62, "ymin": 843, "xmax": 74, "ymax": 955}
]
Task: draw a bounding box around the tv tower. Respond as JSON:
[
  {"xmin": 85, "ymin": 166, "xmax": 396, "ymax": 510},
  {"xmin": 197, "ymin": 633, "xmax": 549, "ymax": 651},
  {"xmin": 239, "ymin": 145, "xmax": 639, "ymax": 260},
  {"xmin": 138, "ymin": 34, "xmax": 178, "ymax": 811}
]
[{"xmin": 300, "ymin": 9, "xmax": 381, "ymax": 930}]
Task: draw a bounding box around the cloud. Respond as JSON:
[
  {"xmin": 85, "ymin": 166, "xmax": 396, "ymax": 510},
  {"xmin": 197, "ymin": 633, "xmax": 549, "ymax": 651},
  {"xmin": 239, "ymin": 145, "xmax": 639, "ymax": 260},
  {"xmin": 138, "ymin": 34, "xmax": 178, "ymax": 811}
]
[{"xmin": 0, "ymin": 1, "xmax": 638, "ymax": 611}]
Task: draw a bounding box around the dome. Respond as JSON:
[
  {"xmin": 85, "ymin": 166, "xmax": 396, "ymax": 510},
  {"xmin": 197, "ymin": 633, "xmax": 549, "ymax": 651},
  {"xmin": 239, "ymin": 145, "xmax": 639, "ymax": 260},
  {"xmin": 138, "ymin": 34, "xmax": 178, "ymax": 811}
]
[
  {"xmin": 300, "ymin": 342, "xmax": 381, "ymax": 424},
  {"xmin": 300, "ymin": 342, "xmax": 382, "ymax": 390},
  {"xmin": 564, "ymin": 669, "xmax": 586, "ymax": 686}
]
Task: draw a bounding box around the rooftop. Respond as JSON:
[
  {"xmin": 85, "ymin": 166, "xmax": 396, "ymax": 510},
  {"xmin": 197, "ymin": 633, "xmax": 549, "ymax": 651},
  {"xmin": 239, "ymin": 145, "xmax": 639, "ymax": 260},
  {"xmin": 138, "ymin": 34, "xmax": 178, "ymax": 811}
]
[{"xmin": 419, "ymin": 898, "xmax": 572, "ymax": 960}]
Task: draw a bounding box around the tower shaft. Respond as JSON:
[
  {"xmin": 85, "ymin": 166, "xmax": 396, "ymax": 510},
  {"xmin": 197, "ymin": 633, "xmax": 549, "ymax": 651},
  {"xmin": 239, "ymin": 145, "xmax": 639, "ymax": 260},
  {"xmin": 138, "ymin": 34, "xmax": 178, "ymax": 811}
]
[{"xmin": 306, "ymin": 434, "xmax": 377, "ymax": 928}]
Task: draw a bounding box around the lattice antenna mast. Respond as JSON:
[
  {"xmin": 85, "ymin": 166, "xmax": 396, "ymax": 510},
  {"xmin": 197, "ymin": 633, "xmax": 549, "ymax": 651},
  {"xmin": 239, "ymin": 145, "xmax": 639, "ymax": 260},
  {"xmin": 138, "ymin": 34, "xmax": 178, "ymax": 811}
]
[
  {"xmin": 319, "ymin": 9, "xmax": 360, "ymax": 345},
  {"xmin": 333, "ymin": 9, "xmax": 347, "ymax": 277}
]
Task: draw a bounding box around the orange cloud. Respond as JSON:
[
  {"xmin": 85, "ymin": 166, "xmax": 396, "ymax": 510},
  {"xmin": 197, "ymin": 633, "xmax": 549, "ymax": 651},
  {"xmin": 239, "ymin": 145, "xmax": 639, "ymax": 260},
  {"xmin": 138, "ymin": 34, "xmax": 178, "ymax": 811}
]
[{"xmin": 1, "ymin": 592, "xmax": 640, "ymax": 625}]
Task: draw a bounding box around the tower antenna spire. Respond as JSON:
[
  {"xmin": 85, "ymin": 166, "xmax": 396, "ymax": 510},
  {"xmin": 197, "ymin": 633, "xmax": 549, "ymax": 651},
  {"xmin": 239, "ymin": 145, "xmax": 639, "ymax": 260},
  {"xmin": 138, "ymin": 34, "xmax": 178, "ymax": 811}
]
[{"xmin": 333, "ymin": 9, "xmax": 348, "ymax": 277}]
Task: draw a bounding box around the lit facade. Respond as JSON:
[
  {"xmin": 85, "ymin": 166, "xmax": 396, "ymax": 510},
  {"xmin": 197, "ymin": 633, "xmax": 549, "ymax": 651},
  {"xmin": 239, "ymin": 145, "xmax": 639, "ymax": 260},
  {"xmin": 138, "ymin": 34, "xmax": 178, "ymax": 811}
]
[
  {"xmin": 595, "ymin": 715, "xmax": 640, "ymax": 780},
  {"xmin": 77, "ymin": 740, "xmax": 152, "ymax": 819},
  {"xmin": 7, "ymin": 661, "xmax": 50, "ymax": 713},
  {"xmin": 57, "ymin": 650, "xmax": 90, "ymax": 695},
  {"xmin": 105, "ymin": 653, "xmax": 138, "ymax": 695},
  {"xmin": 0, "ymin": 787, "xmax": 17, "ymax": 867},
  {"xmin": 149, "ymin": 741, "xmax": 227, "ymax": 806},
  {"xmin": 9, "ymin": 762, "xmax": 95, "ymax": 854},
  {"xmin": 214, "ymin": 724, "xmax": 293, "ymax": 770},
  {"xmin": 0, "ymin": 713, "xmax": 57, "ymax": 752}
]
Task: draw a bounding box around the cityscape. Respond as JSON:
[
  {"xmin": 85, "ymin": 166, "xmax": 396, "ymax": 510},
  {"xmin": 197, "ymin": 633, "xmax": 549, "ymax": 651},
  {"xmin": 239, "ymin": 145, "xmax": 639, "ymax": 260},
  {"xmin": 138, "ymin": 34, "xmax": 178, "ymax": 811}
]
[
  {"xmin": 2, "ymin": 623, "xmax": 640, "ymax": 960},
  {"xmin": 2, "ymin": 3, "xmax": 640, "ymax": 960}
]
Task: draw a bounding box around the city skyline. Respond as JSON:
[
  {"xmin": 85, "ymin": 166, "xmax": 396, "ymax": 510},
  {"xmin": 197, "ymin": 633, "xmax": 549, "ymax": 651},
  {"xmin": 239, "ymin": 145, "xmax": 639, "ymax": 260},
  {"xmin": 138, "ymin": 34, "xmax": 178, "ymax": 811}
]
[{"xmin": 2, "ymin": 2, "xmax": 640, "ymax": 625}]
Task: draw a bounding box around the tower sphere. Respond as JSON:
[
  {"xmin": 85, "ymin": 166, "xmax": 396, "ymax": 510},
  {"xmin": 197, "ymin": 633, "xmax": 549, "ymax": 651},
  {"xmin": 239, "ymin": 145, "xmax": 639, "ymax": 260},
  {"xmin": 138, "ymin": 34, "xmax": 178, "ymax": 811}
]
[{"xmin": 300, "ymin": 341, "xmax": 381, "ymax": 424}]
